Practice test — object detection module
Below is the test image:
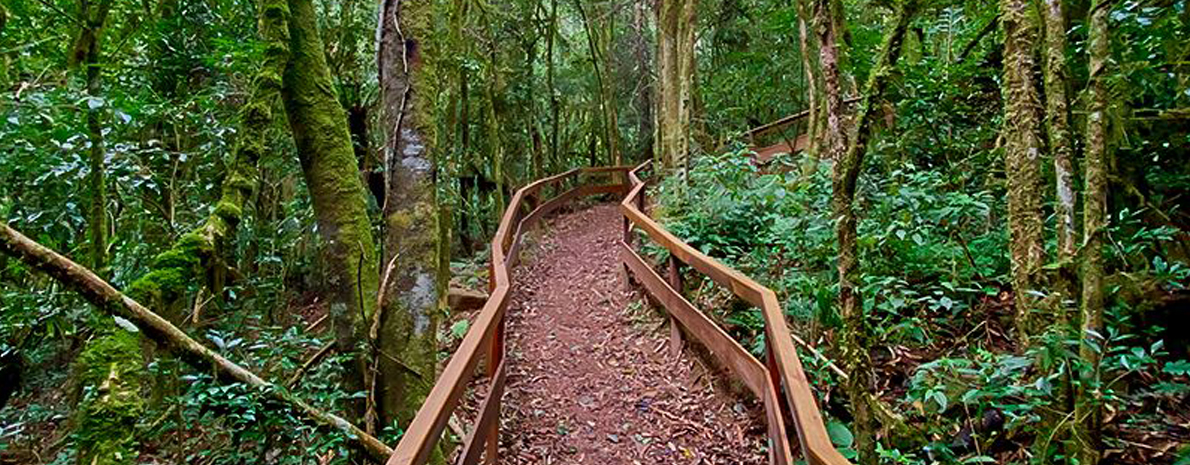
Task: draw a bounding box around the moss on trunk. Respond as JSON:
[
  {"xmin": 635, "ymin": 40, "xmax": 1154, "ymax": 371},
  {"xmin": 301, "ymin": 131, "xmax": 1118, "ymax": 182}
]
[
  {"xmin": 281, "ymin": 0, "xmax": 379, "ymax": 428},
  {"xmin": 654, "ymin": 0, "xmax": 695, "ymax": 171},
  {"xmin": 825, "ymin": 1, "xmax": 917, "ymax": 462},
  {"xmin": 1074, "ymin": 1, "xmax": 1112, "ymax": 463},
  {"xmin": 1000, "ymin": 0, "xmax": 1046, "ymax": 347},
  {"xmin": 375, "ymin": 0, "xmax": 445, "ymax": 456}
]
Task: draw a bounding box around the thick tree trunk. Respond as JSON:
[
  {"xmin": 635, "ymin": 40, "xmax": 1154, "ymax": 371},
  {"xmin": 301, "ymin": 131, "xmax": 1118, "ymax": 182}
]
[
  {"xmin": 281, "ymin": 0, "xmax": 379, "ymax": 430},
  {"xmin": 1043, "ymin": 0, "xmax": 1077, "ymax": 316},
  {"xmin": 376, "ymin": 0, "xmax": 445, "ymax": 457},
  {"xmin": 0, "ymin": 223, "xmax": 393, "ymax": 462},
  {"xmin": 1075, "ymin": 1, "xmax": 1112, "ymax": 463},
  {"xmin": 654, "ymin": 0, "xmax": 695, "ymax": 170},
  {"xmin": 1000, "ymin": 0, "xmax": 1046, "ymax": 347},
  {"xmin": 826, "ymin": 2, "xmax": 917, "ymax": 462}
]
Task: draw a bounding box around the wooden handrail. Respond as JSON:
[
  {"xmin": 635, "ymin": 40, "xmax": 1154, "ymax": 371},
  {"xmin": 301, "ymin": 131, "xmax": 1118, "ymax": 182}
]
[
  {"xmin": 620, "ymin": 161, "xmax": 851, "ymax": 465},
  {"xmin": 387, "ymin": 166, "xmax": 633, "ymax": 465}
]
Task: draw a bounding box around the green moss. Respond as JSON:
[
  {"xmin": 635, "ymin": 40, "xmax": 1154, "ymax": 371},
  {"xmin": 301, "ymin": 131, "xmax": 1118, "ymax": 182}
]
[
  {"xmin": 74, "ymin": 331, "xmax": 145, "ymax": 465},
  {"xmin": 213, "ymin": 200, "xmax": 244, "ymax": 222}
]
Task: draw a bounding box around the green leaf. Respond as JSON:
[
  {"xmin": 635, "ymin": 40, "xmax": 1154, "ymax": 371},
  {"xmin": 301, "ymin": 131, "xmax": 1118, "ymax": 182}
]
[
  {"xmin": 450, "ymin": 320, "xmax": 470, "ymax": 339},
  {"xmin": 962, "ymin": 456, "xmax": 997, "ymax": 463},
  {"xmin": 827, "ymin": 421, "xmax": 854, "ymax": 448}
]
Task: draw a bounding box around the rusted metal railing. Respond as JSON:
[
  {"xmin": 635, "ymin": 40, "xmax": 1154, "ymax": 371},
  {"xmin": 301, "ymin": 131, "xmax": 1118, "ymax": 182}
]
[
  {"xmin": 386, "ymin": 166, "xmax": 632, "ymax": 465},
  {"xmin": 620, "ymin": 161, "xmax": 851, "ymax": 465}
]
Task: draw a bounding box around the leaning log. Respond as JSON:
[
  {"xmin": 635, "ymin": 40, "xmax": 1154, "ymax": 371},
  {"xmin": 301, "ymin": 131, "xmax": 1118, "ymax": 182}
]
[{"xmin": 0, "ymin": 222, "xmax": 393, "ymax": 461}]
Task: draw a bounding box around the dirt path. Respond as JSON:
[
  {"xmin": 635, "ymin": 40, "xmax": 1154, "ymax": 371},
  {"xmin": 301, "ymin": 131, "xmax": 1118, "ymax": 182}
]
[{"xmin": 495, "ymin": 204, "xmax": 767, "ymax": 464}]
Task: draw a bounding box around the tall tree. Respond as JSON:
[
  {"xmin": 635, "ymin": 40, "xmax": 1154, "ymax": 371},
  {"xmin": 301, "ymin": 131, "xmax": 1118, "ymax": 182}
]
[
  {"xmin": 281, "ymin": 0, "xmax": 378, "ymax": 431},
  {"xmin": 1075, "ymin": 0, "xmax": 1113, "ymax": 462},
  {"xmin": 822, "ymin": 1, "xmax": 918, "ymax": 462},
  {"xmin": 1043, "ymin": 0, "xmax": 1077, "ymax": 312},
  {"xmin": 376, "ymin": 0, "xmax": 446, "ymax": 450},
  {"xmin": 654, "ymin": 0, "xmax": 696, "ymax": 170},
  {"xmin": 1000, "ymin": 0, "xmax": 1046, "ymax": 347},
  {"xmin": 70, "ymin": 0, "xmax": 114, "ymax": 274}
]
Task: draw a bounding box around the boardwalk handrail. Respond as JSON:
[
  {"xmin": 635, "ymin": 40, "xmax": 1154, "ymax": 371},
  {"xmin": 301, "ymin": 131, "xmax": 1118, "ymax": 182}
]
[
  {"xmin": 386, "ymin": 166, "xmax": 632, "ymax": 465},
  {"xmin": 620, "ymin": 161, "xmax": 851, "ymax": 465}
]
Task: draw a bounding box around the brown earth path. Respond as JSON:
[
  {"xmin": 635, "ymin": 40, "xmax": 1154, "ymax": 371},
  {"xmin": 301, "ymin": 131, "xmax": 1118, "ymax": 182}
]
[{"xmin": 492, "ymin": 203, "xmax": 767, "ymax": 464}]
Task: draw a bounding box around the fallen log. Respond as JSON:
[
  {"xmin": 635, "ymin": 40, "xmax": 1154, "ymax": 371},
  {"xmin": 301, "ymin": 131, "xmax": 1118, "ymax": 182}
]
[{"xmin": 0, "ymin": 222, "xmax": 394, "ymax": 461}]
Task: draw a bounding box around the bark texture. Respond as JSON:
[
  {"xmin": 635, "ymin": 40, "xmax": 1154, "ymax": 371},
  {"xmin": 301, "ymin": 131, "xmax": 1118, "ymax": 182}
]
[
  {"xmin": 826, "ymin": 2, "xmax": 917, "ymax": 462},
  {"xmin": 1043, "ymin": 0, "xmax": 1077, "ymax": 311},
  {"xmin": 0, "ymin": 223, "xmax": 393, "ymax": 462},
  {"xmin": 282, "ymin": 0, "xmax": 379, "ymax": 427},
  {"xmin": 1000, "ymin": 0, "xmax": 1046, "ymax": 347},
  {"xmin": 377, "ymin": 0, "xmax": 445, "ymax": 449},
  {"xmin": 654, "ymin": 0, "xmax": 696, "ymax": 170},
  {"xmin": 1075, "ymin": 1, "xmax": 1112, "ymax": 462}
]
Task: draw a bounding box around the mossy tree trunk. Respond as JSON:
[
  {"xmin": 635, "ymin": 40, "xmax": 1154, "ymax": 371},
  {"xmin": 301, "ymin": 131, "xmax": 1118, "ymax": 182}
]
[
  {"xmin": 281, "ymin": 0, "xmax": 379, "ymax": 431},
  {"xmin": 1074, "ymin": 1, "xmax": 1112, "ymax": 462},
  {"xmin": 376, "ymin": 0, "xmax": 445, "ymax": 455},
  {"xmin": 69, "ymin": 1, "xmax": 292, "ymax": 462},
  {"xmin": 825, "ymin": 1, "xmax": 917, "ymax": 462},
  {"xmin": 1000, "ymin": 0, "xmax": 1046, "ymax": 348},
  {"xmin": 70, "ymin": 0, "xmax": 114, "ymax": 275},
  {"xmin": 654, "ymin": 0, "xmax": 695, "ymax": 170}
]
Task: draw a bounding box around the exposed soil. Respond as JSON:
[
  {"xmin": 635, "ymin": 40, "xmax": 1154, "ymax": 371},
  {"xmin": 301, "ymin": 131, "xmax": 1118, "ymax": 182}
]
[{"xmin": 484, "ymin": 203, "xmax": 768, "ymax": 464}]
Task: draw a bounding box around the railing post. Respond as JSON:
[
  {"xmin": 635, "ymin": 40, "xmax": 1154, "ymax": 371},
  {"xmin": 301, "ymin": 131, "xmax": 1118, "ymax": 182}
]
[
  {"xmin": 665, "ymin": 255, "xmax": 684, "ymax": 359},
  {"xmin": 484, "ymin": 314, "xmax": 504, "ymax": 464}
]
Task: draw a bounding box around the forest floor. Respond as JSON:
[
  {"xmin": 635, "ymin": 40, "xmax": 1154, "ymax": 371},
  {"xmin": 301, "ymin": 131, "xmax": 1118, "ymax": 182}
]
[{"xmin": 456, "ymin": 203, "xmax": 768, "ymax": 464}]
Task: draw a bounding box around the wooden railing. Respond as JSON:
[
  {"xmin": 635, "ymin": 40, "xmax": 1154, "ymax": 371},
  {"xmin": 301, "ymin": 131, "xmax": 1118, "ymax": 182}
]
[
  {"xmin": 385, "ymin": 166, "xmax": 632, "ymax": 465},
  {"xmin": 386, "ymin": 161, "xmax": 849, "ymax": 465},
  {"xmin": 620, "ymin": 161, "xmax": 851, "ymax": 465}
]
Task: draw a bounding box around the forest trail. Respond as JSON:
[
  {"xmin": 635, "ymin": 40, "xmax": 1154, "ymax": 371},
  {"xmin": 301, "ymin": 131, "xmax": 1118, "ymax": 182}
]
[{"xmin": 492, "ymin": 203, "xmax": 767, "ymax": 464}]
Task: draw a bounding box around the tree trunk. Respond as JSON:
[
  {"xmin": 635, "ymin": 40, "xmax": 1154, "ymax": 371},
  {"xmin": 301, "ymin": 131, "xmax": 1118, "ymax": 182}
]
[
  {"xmin": 72, "ymin": 0, "xmax": 114, "ymax": 276},
  {"xmin": 0, "ymin": 223, "xmax": 393, "ymax": 462},
  {"xmin": 376, "ymin": 0, "xmax": 445, "ymax": 459},
  {"xmin": 281, "ymin": 0, "xmax": 379, "ymax": 432},
  {"xmin": 826, "ymin": 2, "xmax": 917, "ymax": 462},
  {"xmin": 1000, "ymin": 0, "xmax": 1046, "ymax": 347},
  {"xmin": 548, "ymin": 0, "xmax": 561, "ymax": 171},
  {"xmin": 797, "ymin": 0, "xmax": 820, "ymax": 170},
  {"xmin": 654, "ymin": 0, "xmax": 695, "ymax": 170},
  {"xmin": 1043, "ymin": 0, "xmax": 1077, "ymax": 317},
  {"xmin": 1075, "ymin": 1, "xmax": 1112, "ymax": 462}
]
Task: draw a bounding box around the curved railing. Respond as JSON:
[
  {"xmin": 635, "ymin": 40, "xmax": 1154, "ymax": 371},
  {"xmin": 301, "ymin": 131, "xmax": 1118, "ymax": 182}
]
[
  {"xmin": 386, "ymin": 161, "xmax": 849, "ymax": 465},
  {"xmin": 620, "ymin": 161, "xmax": 850, "ymax": 465},
  {"xmin": 386, "ymin": 166, "xmax": 632, "ymax": 465}
]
